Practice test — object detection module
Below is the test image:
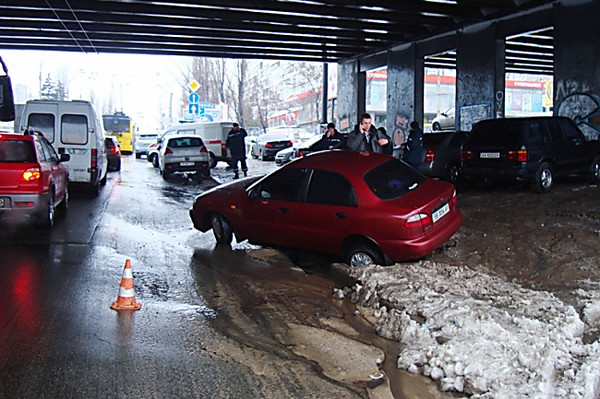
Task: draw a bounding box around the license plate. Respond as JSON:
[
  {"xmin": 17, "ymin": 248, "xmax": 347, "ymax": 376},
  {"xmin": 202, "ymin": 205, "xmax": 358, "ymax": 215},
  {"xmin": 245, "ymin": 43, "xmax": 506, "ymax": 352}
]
[
  {"xmin": 180, "ymin": 161, "xmax": 195, "ymax": 166},
  {"xmin": 432, "ymin": 202, "xmax": 450, "ymax": 223},
  {"xmin": 480, "ymin": 152, "xmax": 500, "ymax": 159}
]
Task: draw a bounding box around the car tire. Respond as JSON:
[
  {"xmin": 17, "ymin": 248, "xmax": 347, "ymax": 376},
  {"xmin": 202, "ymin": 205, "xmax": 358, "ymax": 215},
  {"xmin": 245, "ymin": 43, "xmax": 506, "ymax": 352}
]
[
  {"xmin": 38, "ymin": 188, "xmax": 56, "ymax": 228},
  {"xmin": 211, "ymin": 214, "xmax": 233, "ymax": 245},
  {"xmin": 62, "ymin": 183, "xmax": 69, "ymax": 211},
  {"xmin": 432, "ymin": 122, "xmax": 441, "ymax": 131},
  {"xmin": 161, "ymin": 168, "xmax": 170, "ymax": 180},
  {"xmin": 135, "ymin": 153, "xmax": 141, "ymax": 159},
  {"xmin": 345, "ymin": 241, "xmax": 384, "ymax": 267},
  {"xmin": 445, "ymin": 162, "xmax": 460, "ymax": 184},
  {"xmin": 591, "ymin": 156, "xmax": 600, "ymax": 185},
  {"xmin": 251, "ymin": 150, "xmax": 258, "ymax": 160},
  {"xmin": 151, "ymin": 155, "xmax": 159, "ymax": 168},
  {"xmin": 209, "ymin": 153, "xmax": 217, "ymax": 169},
  {"xmin": 533, "ymin": 162, "xmax": 553, "ymax": 193}
]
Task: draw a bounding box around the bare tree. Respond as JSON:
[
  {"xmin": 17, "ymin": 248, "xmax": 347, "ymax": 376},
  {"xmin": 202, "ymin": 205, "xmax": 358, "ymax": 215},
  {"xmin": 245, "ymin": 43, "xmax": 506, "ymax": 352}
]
[{"xmin": 283, "ymin": 62, "xmax": 323, "ymax": 129}]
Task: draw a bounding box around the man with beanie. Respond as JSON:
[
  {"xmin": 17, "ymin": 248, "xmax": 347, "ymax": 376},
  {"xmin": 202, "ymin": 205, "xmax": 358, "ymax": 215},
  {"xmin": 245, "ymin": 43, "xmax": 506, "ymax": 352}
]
[{"xmin": 225, "ymin": 122, "xmax": 248, "ymax": 179}]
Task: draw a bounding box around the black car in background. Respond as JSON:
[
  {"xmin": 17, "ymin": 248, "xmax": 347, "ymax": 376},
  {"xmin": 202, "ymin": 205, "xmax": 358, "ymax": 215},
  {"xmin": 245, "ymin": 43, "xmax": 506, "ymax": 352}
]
[
  {"xmin": 105, "ymin": 136, "xmax": 121, "ymax": 171},
  {"xmin": 461, "ymin": 116, "xmax": 600, "ymax": 193},
  {"xmin": 418, "ymin": 131, "xmax": 468, "ymax": 183}
]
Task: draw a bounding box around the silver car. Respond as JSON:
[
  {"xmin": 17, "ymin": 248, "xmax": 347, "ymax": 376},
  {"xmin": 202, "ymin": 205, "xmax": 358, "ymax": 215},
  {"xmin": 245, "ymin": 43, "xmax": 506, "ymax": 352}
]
[
  {"xmin": 158, "ymin": 135, "xmax": 210, "ymax": 180},
  {"xmin": 134, "ymin": 133, "xmax": 159, "ymax": 158},
  {"xmin": 432, "ymin": 105, "xmax": 456, "ymax": 131}
]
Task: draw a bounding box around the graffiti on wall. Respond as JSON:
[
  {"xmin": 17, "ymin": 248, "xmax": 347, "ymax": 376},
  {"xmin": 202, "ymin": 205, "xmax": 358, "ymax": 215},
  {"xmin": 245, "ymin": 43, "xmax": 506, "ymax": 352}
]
[
  {"xmin": 338, "ymin": 114, "xmax": 351, "ymax": 132},
  {"xmin": 556, "ymin": 92, "xmax": 600, "ymax": 141},
  {"xmin": 392, "ymin": 113, "xmax": 409, "ymax": 149},
  {"xmin": 459, "ymin": 102, "xmax": 493, "ymax": 131}
]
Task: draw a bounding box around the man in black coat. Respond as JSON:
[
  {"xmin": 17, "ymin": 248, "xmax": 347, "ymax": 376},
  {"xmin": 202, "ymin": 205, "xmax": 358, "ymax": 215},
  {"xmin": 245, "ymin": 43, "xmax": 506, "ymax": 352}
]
[
  {"xmin": 225, "ymin": 122, "xmax": 248, "ymax": 179},
  {"xmin": 402, "ymin": 121, "xmax": 423, "ymax": 170},
  {"xmin": 346, "ymin": 113, "xmax": 389, "ymax": 153},
  {"xmin": 315, "ymin": 122, "xmax": 345, "ymax": 150}
]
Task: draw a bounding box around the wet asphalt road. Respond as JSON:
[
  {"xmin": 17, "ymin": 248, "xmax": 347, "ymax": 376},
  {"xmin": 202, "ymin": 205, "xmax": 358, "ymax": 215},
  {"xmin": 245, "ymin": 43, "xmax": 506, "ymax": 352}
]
[{"xmin": 0, "ymin": 156, "xmax": 365, "ymax": 398}]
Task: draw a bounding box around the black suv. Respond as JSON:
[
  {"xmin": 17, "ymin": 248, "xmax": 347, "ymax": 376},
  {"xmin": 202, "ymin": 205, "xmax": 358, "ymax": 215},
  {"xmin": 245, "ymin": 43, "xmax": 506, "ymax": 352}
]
[{"xmin": 460, "ymin": 117, "xmax": 600, "ymax": 193}]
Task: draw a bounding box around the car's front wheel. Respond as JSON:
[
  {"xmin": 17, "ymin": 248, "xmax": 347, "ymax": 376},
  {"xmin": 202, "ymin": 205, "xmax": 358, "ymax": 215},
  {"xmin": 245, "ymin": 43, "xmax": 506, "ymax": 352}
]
[
  {"xmin": 591, "ymin": 156, "xmax": 600, "ymax": 185},
  {"xmin": 445, "ymin": 162, "xmax": 460, "ymax": 184},
  {"xmin": 533, "ymin": 162, "xmax": 553, "ymax": 193},
  {"xmin": 345, "ymin": 241, "xmax": 383, "ymax": 267},
  {"xmin": 211, "ymin": 214, "xmax": 233, "ymax": 245},
  {"xmin": 432, "ymin": 122, "xmax": 441, "ymax": 131}
]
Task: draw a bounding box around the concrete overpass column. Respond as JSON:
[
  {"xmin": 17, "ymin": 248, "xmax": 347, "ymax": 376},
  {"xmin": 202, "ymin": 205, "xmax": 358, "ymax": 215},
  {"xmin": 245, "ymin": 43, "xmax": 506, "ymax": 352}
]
[
  {"xmin": 554, "ymin": 0, "xmax": 600, "ymax": 140},
  {"xmin": 386, "ymin": 44, "xmax": 418, "ymax": 150},
  {"xmin": 336, "ymin": 59, "xmax": 360, "ymax": 132},
  {"xmin": 456, "ymin": 23, "xmax": 504, "ymax": 130}
]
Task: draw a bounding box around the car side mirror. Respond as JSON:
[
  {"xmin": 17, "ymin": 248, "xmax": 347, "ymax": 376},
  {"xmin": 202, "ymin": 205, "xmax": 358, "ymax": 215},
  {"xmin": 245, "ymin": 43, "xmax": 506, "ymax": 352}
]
[
  {"xmin": 60, "ymin": 153, "xmax": 70, "ymax": 162},
  {"xmin": 248, "ymin": 188, "xmax": 260, "ymax": 200},
  {"xmin": 0, "ymin": 57, "xmax": 15, "ymax": 122}
]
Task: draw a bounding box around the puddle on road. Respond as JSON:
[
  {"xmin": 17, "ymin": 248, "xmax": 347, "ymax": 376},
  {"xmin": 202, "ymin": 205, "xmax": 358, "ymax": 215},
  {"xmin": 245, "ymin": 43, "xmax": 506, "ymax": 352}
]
[{"xmin": 188, "ymin": 244, "xmax": 457, "ymax": 398}]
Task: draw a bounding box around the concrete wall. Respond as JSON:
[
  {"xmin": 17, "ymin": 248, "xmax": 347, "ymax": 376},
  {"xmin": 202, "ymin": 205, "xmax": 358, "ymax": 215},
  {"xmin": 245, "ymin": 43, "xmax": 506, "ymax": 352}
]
[
  {"xmin": 386, "ymin": 45, "xmax": 416, "ymax": 148},
  {"xmin": 554, "ymin": 0, "xmax": 600, "ymax": 140},
  {"xmin": 336, "ymin": 59, "xmax": 359, "ymax": 132}
]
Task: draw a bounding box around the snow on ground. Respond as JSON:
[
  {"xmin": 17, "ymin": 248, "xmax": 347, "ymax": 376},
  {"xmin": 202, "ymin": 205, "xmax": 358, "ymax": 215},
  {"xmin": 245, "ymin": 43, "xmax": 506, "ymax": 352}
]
[{"xmin": 341, "ymin": 261, "xmax": 600, "ymax": 398}]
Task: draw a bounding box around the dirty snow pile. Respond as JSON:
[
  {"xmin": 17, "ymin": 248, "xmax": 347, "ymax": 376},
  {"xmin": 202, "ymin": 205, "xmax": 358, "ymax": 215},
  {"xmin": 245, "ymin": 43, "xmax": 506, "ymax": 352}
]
[{"xmin": 343, "ymin": 261, "xmax": 600, "ymax": 398}]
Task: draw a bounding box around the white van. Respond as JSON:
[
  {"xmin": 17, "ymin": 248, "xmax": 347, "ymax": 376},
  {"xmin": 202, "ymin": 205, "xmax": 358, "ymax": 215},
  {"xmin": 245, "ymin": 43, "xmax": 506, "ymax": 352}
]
[
  {"xmin": 159, "ymin": 121, "xmax": 234, "ymax": 168},
  {"xmin": 20, "ymin": 100, "xmax": 108, "ymax": 195}
]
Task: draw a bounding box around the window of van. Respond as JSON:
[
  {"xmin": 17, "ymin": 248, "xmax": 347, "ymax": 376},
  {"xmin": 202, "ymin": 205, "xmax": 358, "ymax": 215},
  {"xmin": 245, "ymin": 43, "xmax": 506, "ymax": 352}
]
[
  {"xmin": 61, "ymin": 114, "xmax": 88, "ymax": 145},
  {"xmin": 27, "ymin": 113, "xmax": 55, "ymax": 143},
  {"xmin": 177, "ymin": 129, "xmax": 196, "ymax": 135}
]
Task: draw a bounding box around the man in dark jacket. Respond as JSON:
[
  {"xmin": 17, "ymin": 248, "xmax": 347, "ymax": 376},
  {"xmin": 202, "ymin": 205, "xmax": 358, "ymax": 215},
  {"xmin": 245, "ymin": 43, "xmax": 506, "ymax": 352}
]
[
  {"xmin": 225, "ymin": 122, "xmax": 248, "ymax": 179},
  {"xmin": 315, "ymin": 122, "xmax": 345, "ymax": 150},
  {"xmin": 402, "ymin": 121, "xmax": 423, "ymax": 170},
  {"xmin": 346, "ymin": 113, "xmax": 389, "ymax": 153}
]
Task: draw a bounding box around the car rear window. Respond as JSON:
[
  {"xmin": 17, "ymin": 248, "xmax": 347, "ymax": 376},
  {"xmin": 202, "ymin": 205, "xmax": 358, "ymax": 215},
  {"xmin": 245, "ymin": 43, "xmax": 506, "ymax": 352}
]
[
  {"xmin": 0, "ymin": 139, "xmax": 36, "ymax": 162},
  {"xmin": 168, "ymin": 137, "xmax": 204, "ymax": 147},
  {"xmin": 27, "ymin": 113, "xmax": 55, "ymax": 143},
  {"xmin": 364, "ymin": 159, "xmax": 426, "ymax": 200},
  {"xmin": 61, "ymin": 114, "xmax": 89, "ymax": 145},
  {"xmin": 468, "ymin": 120, "xmax": 548, "ymax": 147}
]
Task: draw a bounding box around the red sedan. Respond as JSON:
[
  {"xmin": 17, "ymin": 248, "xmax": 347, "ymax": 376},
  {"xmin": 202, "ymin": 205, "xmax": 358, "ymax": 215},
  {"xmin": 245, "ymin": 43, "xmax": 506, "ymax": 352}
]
[{"xmin": 190, "ymin": 150, "xmax": 462, "ymax": 266}]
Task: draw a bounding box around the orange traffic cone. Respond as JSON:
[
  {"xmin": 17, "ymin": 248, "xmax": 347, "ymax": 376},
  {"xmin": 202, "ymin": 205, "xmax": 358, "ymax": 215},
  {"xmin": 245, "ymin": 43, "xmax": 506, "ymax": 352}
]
[{"xmin": 110, "ymin": 259, "xmax": 141, "ymax": 311}]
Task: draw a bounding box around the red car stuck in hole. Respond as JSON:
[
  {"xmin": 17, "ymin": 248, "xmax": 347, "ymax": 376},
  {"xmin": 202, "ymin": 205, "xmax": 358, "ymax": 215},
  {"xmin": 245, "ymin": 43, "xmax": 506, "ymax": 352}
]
[{"xmin": 190, "ymin": 150, "xmax": 463, "ymax": 266}]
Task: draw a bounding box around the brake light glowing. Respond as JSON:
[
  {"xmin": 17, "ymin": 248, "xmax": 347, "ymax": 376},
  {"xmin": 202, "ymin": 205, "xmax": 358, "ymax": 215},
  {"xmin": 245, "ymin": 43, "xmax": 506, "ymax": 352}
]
[
  {"xmin": 425, "ymin": 148, "xmax": 435, "ymax": 162},
  {"xmin": 508, "ymin": 149, "xmax": 528, "ymax": 162},
  {"xmin": 265, "ymin": 143, "xmax": 273, "ymax": 148},
  {"xmin": 111, "ymin": 146, "xmax": 120, "ymax": 154},
  {"xmin": 461, "ymin": 150, "xmax": 473, "ymax": 161},
  {"xmin": 22, "ymin": 168, "xmax": 41, "ymax": 181},
  {"xmin": 404, "ymin": 213, "xmax": 431, "ymax": 229},
  {"xmin": 200, "ymin": 146, "xmax": 208, "ymax": 153},
  {"xmin": 165, "ymin": 148, "xmax": 173, "ymax": 155},
  {"xmin": 91, "ymin": 148, "xmax": 98, "ymax": 168}
]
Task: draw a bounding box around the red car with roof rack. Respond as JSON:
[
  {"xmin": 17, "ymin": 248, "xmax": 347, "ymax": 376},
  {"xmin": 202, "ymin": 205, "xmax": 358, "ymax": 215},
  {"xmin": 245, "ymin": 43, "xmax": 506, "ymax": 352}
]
[{"xmin": 0, "ymin": 129, "xmax": 70, "ymax": 227}]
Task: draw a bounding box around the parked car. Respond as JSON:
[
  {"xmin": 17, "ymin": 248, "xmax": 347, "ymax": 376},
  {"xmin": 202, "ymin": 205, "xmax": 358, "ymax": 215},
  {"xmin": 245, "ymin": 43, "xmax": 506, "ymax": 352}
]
[
  {"xmin": 274, "ymin": 146, "xmax": 295, "ymax": 166},
  {"xmin": 293, "ymin": 133, "xmax": 348, "ymax": 159},
  {"xmin": 105, "ymin": 136, "xmax": 121, "ymax": 171},
  {"xmin": 190, "ymin": 151, "xmax": 462, "ymax": 267},
  {"xmin": 0, "ymin": 130, "xmax": 70, "ymax": 227},
  {"xmin": 158, "ymin": 135, "xmax": 210, "ymax": 181},
  {"xmin": 250, "ymin": 132, "xmax": 293, "ymax": 161},
  {"xmin": 134, "ymin": 133, "xmax": 159, "ymax": 159},
  {"xmin": 432, "ymin": 106, "xmax": 455, "ymax": 131},
  {"xmin": 419, "ymin": 131, "xmax": 469, "ymax": 183},
  {"xmin": 460, "ymin": 116, "xmax": 600, "ymax": 193}
]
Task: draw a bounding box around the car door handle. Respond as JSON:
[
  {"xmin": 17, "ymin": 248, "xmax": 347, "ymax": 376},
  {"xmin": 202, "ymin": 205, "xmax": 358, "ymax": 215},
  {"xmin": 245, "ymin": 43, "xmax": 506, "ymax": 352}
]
[
  {"xmin": 335, "ymin": 212, "xmax": 346, "ymax": 219},
  {"xmin": 279, "ymin": 208, "xmax": 289, "ymax": 214}
]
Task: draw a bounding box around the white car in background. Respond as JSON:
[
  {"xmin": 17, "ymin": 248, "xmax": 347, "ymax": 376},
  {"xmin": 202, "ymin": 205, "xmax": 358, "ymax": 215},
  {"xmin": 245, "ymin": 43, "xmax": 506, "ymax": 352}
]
[
  {"xmin": 432, "ymin": 105, "xmax": 456, "ymax": 131},
  {"xmin": 134, "ymin": 133, "xmax": 159, "ymax": 158}
]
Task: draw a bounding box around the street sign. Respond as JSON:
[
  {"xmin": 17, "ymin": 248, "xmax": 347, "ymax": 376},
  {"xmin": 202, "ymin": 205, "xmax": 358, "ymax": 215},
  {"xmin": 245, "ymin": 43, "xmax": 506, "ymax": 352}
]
[
  {"xmin": 188, "ymin": 103, "xmax": 199, "ymax": 115},
  {"xmin": 188, "ymin": 92, "xmax": 199, "ymax": 103},
  {"xmin": 199, "ymin": 107, "xmax": 205, "ymax": 116},
  {"xmin": 188, "ymin": 79, "xmax": 200, "ymax": 92}
]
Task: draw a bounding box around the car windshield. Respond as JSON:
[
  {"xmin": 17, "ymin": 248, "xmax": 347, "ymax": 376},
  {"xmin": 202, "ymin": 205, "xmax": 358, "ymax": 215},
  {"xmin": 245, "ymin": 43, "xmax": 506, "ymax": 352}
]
[
  {"xmin": 364, "ymin": 159, "xmax": 426, "ymax": 200},
  {"xmin": 0, "ymin": 139, "xmax": 36, "ymax": 162}
]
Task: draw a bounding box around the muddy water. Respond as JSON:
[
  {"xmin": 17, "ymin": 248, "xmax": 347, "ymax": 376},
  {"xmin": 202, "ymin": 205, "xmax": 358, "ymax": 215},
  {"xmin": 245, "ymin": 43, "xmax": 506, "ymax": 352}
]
[{"xmin": 189, "ymin": 244, "xmax": 457, "ymax": 398}]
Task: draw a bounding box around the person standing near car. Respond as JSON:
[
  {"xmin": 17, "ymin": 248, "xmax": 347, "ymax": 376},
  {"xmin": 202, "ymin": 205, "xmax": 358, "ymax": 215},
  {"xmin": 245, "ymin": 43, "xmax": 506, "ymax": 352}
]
[
  {"xmin": 402, "ymin": 121, "xmax": 423, "ymax": 170},
  {"xmin": 226, "ymin": 122, "xmax": 248, "ymax": 179},
  {"xmin": 315, "ymin": 122, "xmax": 345, "ymax": 150},
  {"xmin": 346, "ymin": 113, "xmax": 389, "ymax": 153}
]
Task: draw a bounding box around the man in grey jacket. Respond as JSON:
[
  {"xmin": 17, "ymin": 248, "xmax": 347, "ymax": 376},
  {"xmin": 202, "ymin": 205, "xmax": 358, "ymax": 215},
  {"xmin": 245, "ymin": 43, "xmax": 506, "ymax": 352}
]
[{"xmin": 346, "ymin": 113, "xmax": 389, "ymax": 153}]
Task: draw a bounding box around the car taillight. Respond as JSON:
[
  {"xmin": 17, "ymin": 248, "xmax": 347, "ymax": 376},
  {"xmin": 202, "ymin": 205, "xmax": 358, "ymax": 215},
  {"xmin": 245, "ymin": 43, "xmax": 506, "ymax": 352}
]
[
  {"xmin": 450, "ymin": 190, "xmax": 457, "ymax": 208},
  {"xmin": 165, "ymin": 148, "xmax": 173, "ymax": 155},
  {"xmin": 298, "ymin": 150, "xmax": 304, "ymax": 157},
  {"xmin": 91, "ymin": 148, "xmax": 98, "ymax": 168},
  {"xmin": 265, "ymin": 143, "xmax": 273, "ymax": 148},
  {"xmin": 508, "ymin": 149, "xmax": 528, "ymax": 162},
  {"xmin": 112, "ymin": 146, "xmax": 120, "ymax": 154},
  {"xmin": 404, "ymin": 213, "xmax": 431, "ymax": 229},
  {"xmin": 22, "ymin": 167, "xmax": 41, "ymax": 181},
  {"xmin": 200, "ymin": 146, "xmax": 208, "ymax": 153},
  {"xmin": 461, "ymin": 150, "xmax": 473, "ymax": 161},
  {"xmin": 424, "ymin": 148, "xmax": 435, "ymax": 162},
  {"xmin": 287, "ymin": 141, "xmax": 293, "ymax": 147}
]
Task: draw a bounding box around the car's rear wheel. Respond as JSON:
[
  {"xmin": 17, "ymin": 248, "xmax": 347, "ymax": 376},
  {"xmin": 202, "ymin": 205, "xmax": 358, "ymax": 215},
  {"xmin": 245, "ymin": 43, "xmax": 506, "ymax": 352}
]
[
  {"xmin": 591, "ymin": 156, "xmax": 600, "ymax": 185},
  {"xmin": 161, "ymin": 168, "xmax": 170, "ymax": 180},
  {"xmin": 345, "ymin": 241, "xmax": 384, "ymax": 267},
  {"xmin": 62, "ymin": 183, "xmax": 69, "ymax": 211},
  {"xmin": 211, "ymin": 214, "xmax": 233, "ymax": 245},
  {"xmin": 432, "ymin": 122, "xmax": 441, "ymax": 131},
  {"xmin": 533, "ymin": 162, "xmax": 553, "ymax": 193},
  {"xmin": 38, "ymin": 188, "xmax": 56, "ymax": 228},
  {"xmin": 209, "ymin": 153, "xmax": 217, "ymax": 169}
]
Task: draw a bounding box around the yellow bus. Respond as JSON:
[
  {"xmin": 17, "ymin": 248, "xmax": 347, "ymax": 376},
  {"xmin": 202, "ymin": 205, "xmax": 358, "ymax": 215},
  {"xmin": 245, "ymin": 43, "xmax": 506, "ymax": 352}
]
[{"xmin": 102, "ymin": 111, "xmax": 134, "ymax": 154}]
